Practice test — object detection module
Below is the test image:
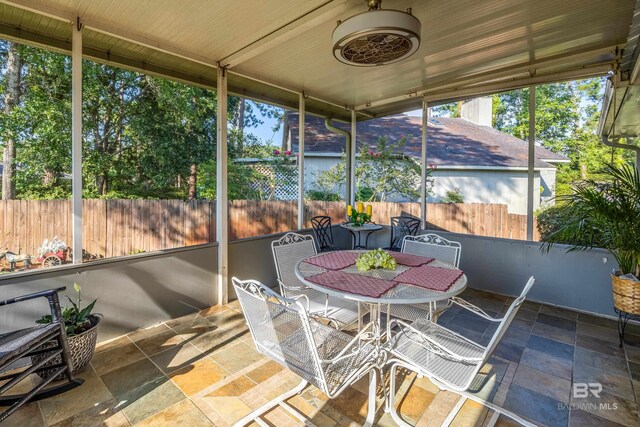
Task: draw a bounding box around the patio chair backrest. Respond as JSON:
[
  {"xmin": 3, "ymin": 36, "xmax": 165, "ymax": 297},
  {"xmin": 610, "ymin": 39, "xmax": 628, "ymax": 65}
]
[
  {"xmin": 481, "ymin": 276, "xmax": 535, "ymax": 365},
  {"xmin": 271, "ymin": 232, "xmax": 317, "ymax": 296},
  {"xmin": 232, "ymin": 278, "xmax": 327, "ymax": 390},
  {"xmin": 390, "ymin": 216, "xmax": 421, "ymax": 251},
  {"xmin": 310, "ymin": 216, "xmax": 335, "ymax": 252},
  {"xmin": 401, "ymin": 233, "xmax": 462, "ymax": 268}
]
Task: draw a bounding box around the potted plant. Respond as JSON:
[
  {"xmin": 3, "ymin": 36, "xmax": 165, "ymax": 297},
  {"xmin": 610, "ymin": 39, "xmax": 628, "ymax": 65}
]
[
  {"xmin": 541, "ymin": 163, "xmax": 640, "ymax": 314},
  {"xmin": 33, "ymin": 282, "xmax": 100, "ymax": 377}
]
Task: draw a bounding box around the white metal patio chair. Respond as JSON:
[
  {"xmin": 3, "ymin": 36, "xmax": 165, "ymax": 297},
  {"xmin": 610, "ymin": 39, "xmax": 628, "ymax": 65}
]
[
  {"xmin": 271, "ymin": 232, "xmax": 364, "ymax": 330},
  {"xmin": 387, "ymin": 276, "xmax": 536, "ymax": 427},
  {"xmin": 232, "ymin": 278, "xmax": 377, "ymax": 427},
  {"xmin": 384, "ymin": 233, "xmax": 463, "ymax": 322}
]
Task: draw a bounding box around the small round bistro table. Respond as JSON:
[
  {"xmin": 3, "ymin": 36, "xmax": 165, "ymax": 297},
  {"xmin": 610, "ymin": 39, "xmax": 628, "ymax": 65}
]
[
  {"xmin": 295, "ymin": 250, "xmax": 467, "ymax": 426},
  {"xmin": 339, "ymin": 223, "xmax": 383, "ymax": 249}
]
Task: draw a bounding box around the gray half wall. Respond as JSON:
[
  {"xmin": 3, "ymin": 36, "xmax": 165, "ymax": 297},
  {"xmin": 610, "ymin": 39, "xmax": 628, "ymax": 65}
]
[
  {"xmin": 424, "ymin": 231, "xmax": 617, "ymax": 317},
  {"xmin": 0, "ymin": 244, "xmax": 217, "ymax": 341}
]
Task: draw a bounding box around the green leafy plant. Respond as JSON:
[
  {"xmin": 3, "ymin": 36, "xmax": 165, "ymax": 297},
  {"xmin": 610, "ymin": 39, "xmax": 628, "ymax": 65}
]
[
  {"xmin": 306, "ymin": 190, "xmax": 341, "ymax": 201},
  {"xmin": 347, "ymin": 211, "xmax": 371, "ymax": 227},
  {"xmin": 35, "ymin": 282, "xmax": 98, "ymax": 336},
  {"xmin": 541, "ymin": 164, "xmax": 640, "ymax": 277},
  {"xmin": 441, "ymin": 188, "xmax": 464, "ymax": 204},
  {"xmin": 356, "ymin": 249, "xmax": 397, "ymax": 272}
]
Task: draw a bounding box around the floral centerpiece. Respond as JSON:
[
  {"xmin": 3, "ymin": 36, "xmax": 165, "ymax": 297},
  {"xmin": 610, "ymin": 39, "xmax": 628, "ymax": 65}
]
[
  {"xmin": 356, "ymin": 248, "xmax": 397, "ymax": 272},
  {"xmin": 347, "ymin": 202, "xmax": 373, "ymax": 226},
  {"xmin": 37, "ymin": 236, "xmax": 67, "ymax": 258}
]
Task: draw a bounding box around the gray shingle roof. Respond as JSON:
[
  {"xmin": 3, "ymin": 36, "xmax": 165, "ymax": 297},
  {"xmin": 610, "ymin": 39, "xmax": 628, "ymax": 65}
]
[{"xmin": 288, "ymin": 113, "xmax": 568, "ymax": 168}]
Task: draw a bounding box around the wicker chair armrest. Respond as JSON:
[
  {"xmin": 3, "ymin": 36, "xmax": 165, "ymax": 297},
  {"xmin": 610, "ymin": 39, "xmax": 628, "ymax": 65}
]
[
  {"xmin": 450, "ymin": 297, "xmax": 502, "ymax": 322},
  {"xmin": 389, "ymin": 318, "xmax": 483, "ymax": 363},
  {"xmin": 0, "ymin": 287, "xmax": 66, "ymax": 307}
]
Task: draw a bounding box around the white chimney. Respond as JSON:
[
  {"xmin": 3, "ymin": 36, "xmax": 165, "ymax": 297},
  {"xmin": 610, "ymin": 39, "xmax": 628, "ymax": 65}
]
[{"xmin": 460, "ymin": 97, "xmax": 492, "ymax": 127}]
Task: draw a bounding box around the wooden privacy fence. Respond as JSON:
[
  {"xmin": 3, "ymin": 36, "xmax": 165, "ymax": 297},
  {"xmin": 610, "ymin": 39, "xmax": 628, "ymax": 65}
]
[{"xmin": 0, "ymin": 199, "xmax": 537, "ymax": 260}]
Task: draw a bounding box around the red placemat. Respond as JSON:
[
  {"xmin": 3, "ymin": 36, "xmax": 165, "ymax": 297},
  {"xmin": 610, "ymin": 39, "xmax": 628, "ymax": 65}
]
[
  {"xmin": 305, "ymin": 252, "xmax": 358, "ymax": 270},
  {"xmin": 393, "ymin": 265, "xmax": 463, "ymax": 292},
  {"xmin": 391, "ymin": 252, "xmax": 434, "ymax": 267},
  {"xmin": 306, "ymin": 270, "xmax": 397, "ymax": 298}
]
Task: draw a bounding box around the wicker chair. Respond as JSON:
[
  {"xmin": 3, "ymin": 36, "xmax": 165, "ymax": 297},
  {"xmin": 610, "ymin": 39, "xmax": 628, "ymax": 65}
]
[
  {"xmin": 271, "ymin": 232, "xmax": 364, "ymax": 329},
  {"xmin": 387, "ymin": 215, "xmax": 421, "ymax": 251},
  {"xmin": 310, "ymin": 215, "xmax": 338, "ymax": 252},
  {"xmin": 384, "ymin": 233, "xmax": 462, "ymax": 322},
  {"xmin": 387, "ymin": 276, "xmax": 536, "ymax": 427},
  {"xmin": 232, "ymin": 278, "xmax": 377, "ymax": 426},
  {"xmin": 0, "ymin": 287, "xmax": 83, "ymax": 422}
]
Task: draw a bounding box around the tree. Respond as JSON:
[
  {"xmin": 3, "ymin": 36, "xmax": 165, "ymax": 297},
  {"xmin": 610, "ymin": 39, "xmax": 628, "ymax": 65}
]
[
  {"xmin": 1, "ymin": 42, "xmax": 24, "ymax": 199},
  {"xmin": 313, "ymin": 136, "xmax": 432, "ymax": 202}
]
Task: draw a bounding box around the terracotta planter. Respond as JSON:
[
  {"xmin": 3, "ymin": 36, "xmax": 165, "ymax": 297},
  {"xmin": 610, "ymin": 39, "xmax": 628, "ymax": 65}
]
[
  {"xmin": 32, "ymin": 315, "xmax": 101, "ymax": 379},
  {"xmin": 612, "ymin": 274, "xmax": 640, "ymax": 315}
]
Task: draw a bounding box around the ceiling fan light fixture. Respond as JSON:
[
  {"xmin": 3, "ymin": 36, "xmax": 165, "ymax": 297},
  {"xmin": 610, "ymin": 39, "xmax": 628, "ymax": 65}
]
[{"xmin": 332, "ymin": 8, "xmax": 421, "ymax": 67}]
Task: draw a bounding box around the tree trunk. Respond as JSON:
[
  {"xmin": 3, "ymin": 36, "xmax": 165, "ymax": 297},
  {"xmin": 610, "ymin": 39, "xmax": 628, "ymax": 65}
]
[
  {"xmin": 281, "ymin": 113, "xmax": 290, "ymax": 151},
  {"xmin": 2, "ymin": 42, "xmax": 23, "ymax": 200},
  {"xmin": 43, "ymin": 169, "xmax": 56, "ymax": 186},
  {"xmin": 236, "ymin": 98, "xmax": 245, "ymax": 153},
  {"xmin": 188, "ymin": 164, "xmax": 197, "ymax": 200}
]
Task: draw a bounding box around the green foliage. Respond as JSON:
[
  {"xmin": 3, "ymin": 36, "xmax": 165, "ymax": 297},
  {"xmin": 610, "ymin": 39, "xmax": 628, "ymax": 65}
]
[
  {"xmin": 540, "ymin": 164, "xmax": 640, "ymax": 277},
  {"xmin": 35, "ymin": 283, "xmax": 98, "ymax": 336},
  {"xmin": 491, "ymin": 79, "xmax": 635, "ymax": 194},
  {"xmin": 347, "ymin": 211, "xmax": 371, "ymax": 226},
  {"xmin": 441, "ymin": 188, "xmax": 464, "ymax": 204},
  {"xmin": 0, "ymin": 41, "xmax": 282, "ymax": 201},
  {"xmin": 306, "ymin": 190, "xmax": 341, "ymax": 201},
  {"xmin": 314, "ymin": 136, "xmax": 432, "ymax": 202},
  {"xmin": 355, "ymin": 249, "xmax": 397, "ymax": 272}
]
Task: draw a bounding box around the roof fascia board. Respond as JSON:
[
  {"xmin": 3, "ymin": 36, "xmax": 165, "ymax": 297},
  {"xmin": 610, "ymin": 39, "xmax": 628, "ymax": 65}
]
[
  {"xmin": 360, "ymin": 64, "xmax": 612, "ymax": 113},
  {"xmin": 426, "ymin": 45, "xmax": 619, "ymax": 95}
]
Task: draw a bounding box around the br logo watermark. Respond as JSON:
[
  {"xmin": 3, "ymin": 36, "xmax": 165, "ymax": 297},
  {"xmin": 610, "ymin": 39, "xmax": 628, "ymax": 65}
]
[
  {"xmin": 573, "ymin": 383, "xmax": 602, "ymax": 398},
  {"xmin": 558, "ymin": 383, "xmax": 618, "ymax": 411}
]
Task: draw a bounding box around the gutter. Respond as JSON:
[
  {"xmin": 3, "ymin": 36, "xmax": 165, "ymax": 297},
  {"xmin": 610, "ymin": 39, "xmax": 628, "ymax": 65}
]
[
  {"xmin": 324, "ymin": 117, "xmax": 352, "ymax": 201},
  {"xmin": 601, "ymin": 135, "xmax": 640, "ymax": 171}
]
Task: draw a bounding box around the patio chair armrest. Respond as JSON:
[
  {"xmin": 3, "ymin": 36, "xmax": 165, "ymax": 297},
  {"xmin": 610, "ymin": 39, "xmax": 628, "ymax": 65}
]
[
  {"xmin": 450, "ymin": 297, "xmax": 501, "ymax": 322},
  {"xmin": 278, "ymin": 279, "xmax": 309, "ymax": 293},
  {"xmin": 390, "ymin": 318, "xmax": 483, "ymax": 363},
  {"xmin": 289, "ymin": 293, "xmax": 311, "ymax": 312},
  {"xmin": 0, "ymin": 287, "xmax": 66, "ymax": 307}
]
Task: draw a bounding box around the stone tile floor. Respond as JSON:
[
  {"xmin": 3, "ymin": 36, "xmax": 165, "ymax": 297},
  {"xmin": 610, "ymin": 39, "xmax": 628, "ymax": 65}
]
[{"xmin": 2, "ymin": 288, "xmax": 640, "ymax": 427}]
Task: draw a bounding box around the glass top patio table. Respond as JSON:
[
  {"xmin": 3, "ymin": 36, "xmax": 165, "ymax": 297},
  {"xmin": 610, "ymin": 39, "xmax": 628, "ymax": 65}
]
[{"xmin": 295, "ymin": 250, "xmax": 467, "ymax": 305}]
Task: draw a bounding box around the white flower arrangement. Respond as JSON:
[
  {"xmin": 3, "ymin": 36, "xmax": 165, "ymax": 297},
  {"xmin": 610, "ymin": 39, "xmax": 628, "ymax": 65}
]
[{"xmin": 38, "ymin": 236, "xmax": 67, "ymax": 258}]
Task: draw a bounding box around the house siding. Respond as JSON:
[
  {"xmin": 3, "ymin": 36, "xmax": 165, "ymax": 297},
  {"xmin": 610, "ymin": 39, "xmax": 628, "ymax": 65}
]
[
  {"xmin": 304, "ymin": 155, "xmax": 550, "ymax": 214},
  {"xmin": 429, "ymin": 169, "xmax": 541, "ymax": 215}
]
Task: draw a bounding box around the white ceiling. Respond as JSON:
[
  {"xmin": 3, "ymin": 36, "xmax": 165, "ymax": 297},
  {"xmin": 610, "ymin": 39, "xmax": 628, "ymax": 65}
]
[{"xmin": 0, "ymin": 0, "xmax": 636, "ymax": 120}]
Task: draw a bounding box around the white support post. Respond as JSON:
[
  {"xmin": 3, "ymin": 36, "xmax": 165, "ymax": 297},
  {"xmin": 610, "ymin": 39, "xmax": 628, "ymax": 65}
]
[
  {"xmin": 216, "ymin": 67, "xmax": 229, "ymax": 305},
  {"xmin": 71, "ymin": 18, "xmax": 83, "ymax": 264},
  {"xmin": 297, "ymin": 93, "xmax": 305, "ymax": 230},
  {"xmin": 420, "ymin": 98, "xmax": 428, "ymax": 229},
  {"xmin": 349, "ymin": 109, "xmax": 357, "ymax": 206},
  {"xmin": 526, "ymin": 85, "xmax": 535, "ymax": 241}
]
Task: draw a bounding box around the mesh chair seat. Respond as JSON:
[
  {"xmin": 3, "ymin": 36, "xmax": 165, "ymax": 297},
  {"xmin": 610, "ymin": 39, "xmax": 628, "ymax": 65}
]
[
  {"xmin": 0, "ymin": 324, "xmax": 60, "ymax": 366},
  {"xmin": 280, "ymin": 319, "xmax": 375, "ymax": 394},
  {"xmin": 272, "ymin": 233, "xmax": 364, "ymax": 329},
  {"xmin": 382, "ymin": 304, "xmax": 430, "ymax": 322},
  {"xmin": 391, "ymin": 318, "xmax": 484, "ymax": 389}
]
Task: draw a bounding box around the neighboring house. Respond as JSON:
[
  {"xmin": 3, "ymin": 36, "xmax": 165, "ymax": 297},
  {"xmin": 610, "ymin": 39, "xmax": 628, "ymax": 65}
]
[{"xmin": 286, "ymin": 98, "xmax": 568, "ymax": 215}]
